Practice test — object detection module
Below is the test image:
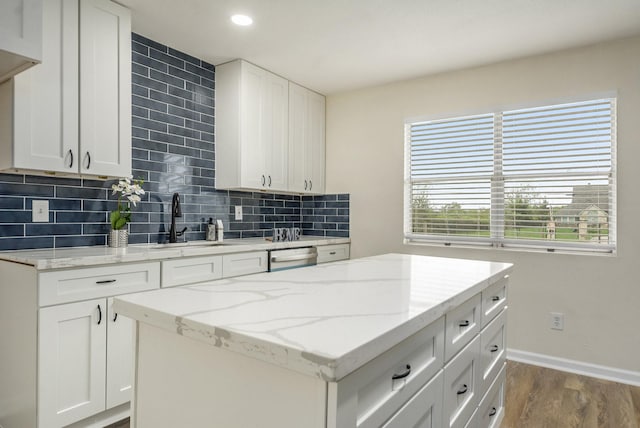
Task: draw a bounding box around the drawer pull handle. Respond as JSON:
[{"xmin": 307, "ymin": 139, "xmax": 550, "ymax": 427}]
[
  {"xmin": 96, "ymin": 279, "xmax": 117, "ymax": 284},
  {"xmin": 457, "ymin": 384, "xmax": 468, "ymax": 395},
  {"xmin": 490, "ymin": 345, "xmax": 499, "ymax": 353},
  {"xmin": 459, "ymin": 320, "xmax": 470, "ymax": 327},
  {"xmin": 491, "ymin": 296, "xmax": 500, "ymax": 302},
  {"xmin": 329, "ymin": 251, "xmax": 336, "ymax": 255},
  {"xmin": 113, "ymin": 312, "xmax": 118, "ymax": 322},
  {"xmin": 391, "ymin": 364, "xmax": 411, "ymax": 380},
  {"xmin": 489, "ymin": 407, "xmax": 497, "ymax": 417},
  {"xmin": 97, "ymin": 304, "xmax": 102, "ymax": 325}
]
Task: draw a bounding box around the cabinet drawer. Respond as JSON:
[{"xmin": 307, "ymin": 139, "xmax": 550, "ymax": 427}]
[
  {"xmin": 477, "ymin": 363, "xmax": 506, "ymax": 428},
  {"xmin": 39, "ymin": 262, "xmax": 160, "ymax": 306},
  {"xmin": 481, "ymin": 276, "xmax": 508, "ymax": 327},
  {"xmin": 222, "ymin": 251, "xmax": 268, "ymax": 278},
  {"xmin": 443, "ymin": 335, "xmax": 481, "ymax": 428},
  {"xmin": 382, "ymin": 370, "xmax": 443, "ymax": 428},
  {"xmin": 335, "ymin": 317, "xmax": 445, "ymax": 428},
  {"xmin": 316, "ymin": 244, "xmax": 350, "ymax": 264},
  {"xmin": 479, "ymin": 308, "xmax": 507, "ymax": 396},
  {"xmin": 445, "ymin": 293, "xmax": 481, "ymax": 361},
  {"xmin": 162, "ymin": 255, "xmax": 223, "ymax": 288}
]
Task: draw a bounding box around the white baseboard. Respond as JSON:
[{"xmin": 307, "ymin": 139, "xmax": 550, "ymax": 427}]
[{"xmin": 507, "ymin": 348, "xmax": 640, "ymax": 387}]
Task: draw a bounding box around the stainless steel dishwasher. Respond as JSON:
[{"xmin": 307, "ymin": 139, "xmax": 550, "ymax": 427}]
[{"xmin": 268, "ymin": 247, "xmax": 318, "ymax": 272}]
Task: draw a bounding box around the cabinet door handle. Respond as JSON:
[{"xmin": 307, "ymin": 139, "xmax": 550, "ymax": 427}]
[
  {"xmin": 304, "ymin": 180, "xmax": 307, "ymax": 190},
  {"xmin": 491, "ymin": 296, "xmax": 500, "ymax": 302},
  {"xmin": 490, "ymin": 345, "xmax": 499, "ymax": 353},
  {"xmin": 96, "ymin": 279, "xmax": 116, "ymax": 284},
  {"xmin": 261, "ymin": 175, "xmax": 266, "ymax": 186},
  {"xmin": 113, "ymin": 312, "xmax": 118, "ymax": 322},
  {"xmin": 489, "ymin": 407, "xmax": 497, "ymax": 417},
  {"xmin": 459, "ymin": 320, "xmax": 470, "ymax": 327},
  {"xmin": 329, "ymin": 251, "xmax": 336, "ymax": 255},
  {"xmin": 97, "ymin": 304, "xmax": 102, "ymax": 325},
  {"xmin": 68, "ymin": 149, "xmax": 74, "ymax": 168},
  {"xmin": 457, "ymin": 384, "xmax": 468, "ymax": 395},
  {"xmin": 391, "ymin": 364, "xmax": 411, "ymax": 380},
  {"xmin": 309, "ymin": 180, "xmax": 312, "ymax": 191},
  {"xmin": 85, "ymin": 151, "xmax": 91, "ymax": 169},
  {"xmin": 268, "ymin": 175, "xmax": 272, "ymax": 187}
]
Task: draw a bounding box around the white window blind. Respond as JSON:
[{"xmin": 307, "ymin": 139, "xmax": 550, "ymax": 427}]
[{"xmin": 405, "ymin": 98, "xmax": 616, "ymax": 253}]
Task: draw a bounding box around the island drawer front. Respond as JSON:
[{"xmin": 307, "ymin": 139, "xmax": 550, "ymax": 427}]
[
  {"xmin": 443, "ymin": 334, "xmax": 481, "ymax": 428},
  {"xmin": 479, "ymin": 308, "xmax": 507, "ymax": 396},
  {"xmin": 317, "ymin": 244, "xmax": 350, "ymax": 264},
  {"xmin": 481, "ymin": 276, "xmax": 508, "ymax": 327},
  {"xmin": 222, "ymin": 251, "xmax": 268, "ymax": 278},
  {"xmin": 336, "ymin": 317, "xmax": 445, "ymax": 428},
  {"xmin": 39, "ymin": 262, "xmax": 161, "ymax": 307},
  {"xmin": 445, "ymin": 293, "xmax": 481, "ymax": 362},
  {"xmin": 162, "ymin": 255, "xmax": 223, "ymax": 288},
  {"xmin": 381, "ymin": 370, "xmax": 443, "ymax": 428},
  {"xmin": 476, "ymin": 363, "xmax": 506, "ymax": 428}
]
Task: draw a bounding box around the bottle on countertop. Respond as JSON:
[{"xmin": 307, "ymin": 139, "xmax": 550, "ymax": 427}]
[
  {"xmin": 215, "ymin": 219, "xmax": 224, "ymax": 242},
  {"xmin": 206, "ymin": 218, "xmax": 216, "ymax": 241}
]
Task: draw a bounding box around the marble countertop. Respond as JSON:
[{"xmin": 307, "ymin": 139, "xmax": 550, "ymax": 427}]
[
  {"xmin": 114, "ymin": 253, "xmax": 512, "ymax": 382},
  {"xmin": 0, "ymin": 236, "xmax": 350, "ymax": 270}
]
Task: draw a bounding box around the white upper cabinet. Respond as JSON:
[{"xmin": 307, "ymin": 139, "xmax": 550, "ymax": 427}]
[
  {"xmin": 0, "ymin": 0, "xmax": 42, "ymax": 83},
  {"xmin": 0, "ymin": 0, "xmax": 131, "ymax": 178},
  {"xmin": 216, "ymin": 59, "xmax": 326, "ymax": 194},
  {"xmin": 217, "ymin": 60, "xmax": 289, "ymax": 192},
  {"xmin": 288, "ymin": 82, "xmax": 325, "ymax": 194}
]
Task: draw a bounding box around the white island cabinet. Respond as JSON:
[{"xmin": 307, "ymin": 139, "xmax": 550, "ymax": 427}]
[{"xmin": 115, "ymin": 253, "xmax": 512, "ymax": 428}]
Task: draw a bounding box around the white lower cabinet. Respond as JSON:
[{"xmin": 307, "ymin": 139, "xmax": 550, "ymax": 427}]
[
  {"xmin": 443, "ymin": 335, "xmax": 482, "ymax": 428},
  {"xmin": 0, "ymin": 260, "xmax": 160, "ymax": 428},
  {"xmin": 382, "ymin": 371, "xmax": 443, "ymax": 428},
  {"xmin": 317, "ymin": 243, "xmax": 350, "ymax": 264},
  {"xmin": 106, "ymin": 297, "xmax": 134, "ymax": 409},
  {"xmin": 38, "ymin": 299, "xmax": 107, "ymax": 428},
  {"xmin": 221, "ymin": 251, "xmax": 268, "ymax": 278}
]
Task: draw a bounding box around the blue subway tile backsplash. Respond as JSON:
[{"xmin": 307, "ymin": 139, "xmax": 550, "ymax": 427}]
[{"xmin": 0, "ymin": 33, "xmax": 348, "ymax": 251}]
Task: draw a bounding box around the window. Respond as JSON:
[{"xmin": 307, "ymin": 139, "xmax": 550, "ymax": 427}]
[{"xmin": 405, "ymin": 98, "xmax": 616, "ymax": 253}]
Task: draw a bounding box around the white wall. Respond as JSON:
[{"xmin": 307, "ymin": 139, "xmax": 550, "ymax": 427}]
[{"xmin": 325, "ymin": 36, "xmax": 640, "ymax": 373}]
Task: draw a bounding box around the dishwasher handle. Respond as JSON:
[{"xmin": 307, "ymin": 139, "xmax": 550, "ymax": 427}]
[{"xmin": 271, "ymin": 253, "xmax": 317, "ymax": 263}]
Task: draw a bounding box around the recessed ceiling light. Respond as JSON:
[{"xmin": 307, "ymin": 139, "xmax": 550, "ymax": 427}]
[{"xmin": 231, "ymin": 14, "xmax": 253, "ymax": 26}]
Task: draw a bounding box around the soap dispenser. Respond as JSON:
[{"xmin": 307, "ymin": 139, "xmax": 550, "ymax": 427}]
[{"xmin": 206, "ymin": 218, "xmax": 216, "ymax": 241}]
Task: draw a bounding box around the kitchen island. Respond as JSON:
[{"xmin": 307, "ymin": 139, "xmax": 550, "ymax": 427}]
[{"xmin": 114, "ymin": 253, "xmax": 512, "ymax": 428}]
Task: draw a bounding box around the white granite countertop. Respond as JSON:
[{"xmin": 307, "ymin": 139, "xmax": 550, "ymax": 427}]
[
  {"xmin": 114, "ymin": 253, "xmax": 512, "ymax": 382},
  {"xmin": 0, "ymin": 236, "xmax": 349, "ymax": 270}
]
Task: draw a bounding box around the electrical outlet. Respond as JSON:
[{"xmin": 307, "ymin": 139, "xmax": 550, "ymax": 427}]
[
  {"xmin": 550, "ymin": 312, "xmax": 564, "ymax": 330},
  {"xmin": 234, "ymin": 205, "xmax": 242, "ymax": 221},
  {"xmin": 32, "ymin": 200, "xmax": 49, "ymax": 222}
]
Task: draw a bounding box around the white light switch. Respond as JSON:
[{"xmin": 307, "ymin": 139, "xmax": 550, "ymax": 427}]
[
  {"xmin": 234, "ymin": 206, "xmax": 243, "ymax": 221},
  {"xmin": 32, "ymin": 200, "xmax": 49, "ymax": 222}
]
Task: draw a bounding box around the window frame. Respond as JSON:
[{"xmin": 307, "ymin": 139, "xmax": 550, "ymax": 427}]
[{"xmin": 404, "ymin": 98, "xmax": 617, "ymax": 255}]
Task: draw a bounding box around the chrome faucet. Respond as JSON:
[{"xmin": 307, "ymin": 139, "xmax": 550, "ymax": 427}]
[{"xmin": 169, "ymin": 193, "xmax": 187, "ymax": 243}]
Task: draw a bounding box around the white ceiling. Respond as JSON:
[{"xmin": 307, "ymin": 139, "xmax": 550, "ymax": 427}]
[{"xmin": 119, "ymin": 0, "xmax": 640, "ymax": 95}]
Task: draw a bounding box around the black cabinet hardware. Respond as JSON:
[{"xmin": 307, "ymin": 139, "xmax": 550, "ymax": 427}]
[
  {"xmin": 96, "ymin": 279, "xmax": 116, "ymax": 284},
  {"xmin": 457, "ymin": 384, "xmax": 468, "ymax": 395},
  {"xmin": 459, "ymin": 320, "xmax": 470, "ymax": 327},
  {"xmin": 392, "ymin": 364, "xmax": 411, "ymax": 380},
  {"xmin": 97, "ymin": 304, "xmax": 102, "ymax": 325}
]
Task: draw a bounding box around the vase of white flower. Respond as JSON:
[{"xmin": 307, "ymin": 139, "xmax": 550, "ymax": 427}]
[{"xmin": 109, "ymin": 177, "xmax": 145, "ymax": 248}]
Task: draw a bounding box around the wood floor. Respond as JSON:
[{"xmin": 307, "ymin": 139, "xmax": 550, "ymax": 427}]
[
  {"xmin": 106, "ymin": 361, "xmax": 640, "ymax": 428},
  {"xmin": 502, "ymin": 361, "xmax": 640, "ymax": 428}
]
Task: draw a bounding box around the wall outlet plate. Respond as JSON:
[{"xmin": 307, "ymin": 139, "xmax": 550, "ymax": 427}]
[
  {"xmin": 32, "ymin": 200, "xmax": 49, "ymax": 222},
  {"xmin": 234, "ymin": 205, "xmax": 242, "ymax": 221},
  {"xmin": 550, "ymin": 312, "xmax": 564, "ymax": 330}
]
